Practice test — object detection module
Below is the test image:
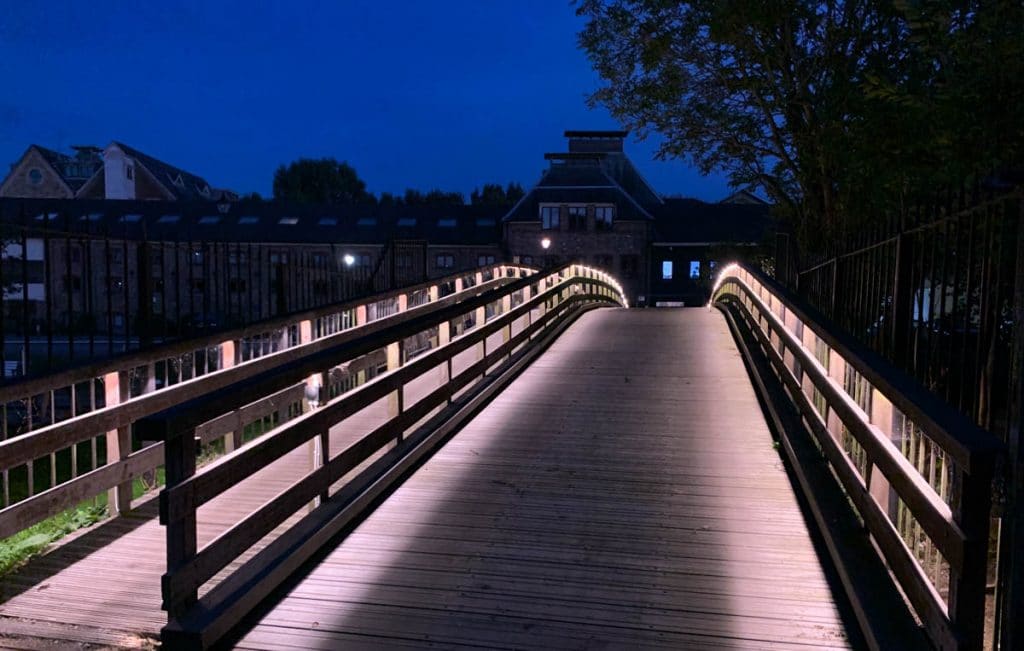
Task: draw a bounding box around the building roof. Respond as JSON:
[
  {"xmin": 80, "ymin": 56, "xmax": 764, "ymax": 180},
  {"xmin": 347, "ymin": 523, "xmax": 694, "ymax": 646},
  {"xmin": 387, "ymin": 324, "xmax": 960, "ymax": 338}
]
[
  {"xmin": 653, "ymin": 198, "xmax": 775, "ymax": 244},
  {"xmin": 505, "ymin": 143, "xmax": 663, "ymax": 222},
  {"xmin": 0, "ymin": 198, "xmax": 504, "ymax": 247},
  {"xmin": 111, "ymin": 142, "xmax": 233, "ymax": 201},
  {"xmin": 31, "ymin": 145, "xmax": 103, "ymax": 192}
]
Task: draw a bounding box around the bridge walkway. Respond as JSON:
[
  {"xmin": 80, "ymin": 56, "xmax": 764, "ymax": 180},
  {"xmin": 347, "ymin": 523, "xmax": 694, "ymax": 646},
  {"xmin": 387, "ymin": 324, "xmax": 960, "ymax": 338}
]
[{"xmin": 229, "ymin": 309, "xmax": 855, "ymax": 650}]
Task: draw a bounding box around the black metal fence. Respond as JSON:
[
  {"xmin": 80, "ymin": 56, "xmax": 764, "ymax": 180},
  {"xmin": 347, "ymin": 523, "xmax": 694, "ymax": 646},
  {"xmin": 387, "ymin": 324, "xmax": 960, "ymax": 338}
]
[
  {"xmin": 777, "ymin": 186, "xmax": 1023, "ymax": 650},
  {"xmin": 0, "ymin": 201, "xmax": 436, "ymax": 379}
]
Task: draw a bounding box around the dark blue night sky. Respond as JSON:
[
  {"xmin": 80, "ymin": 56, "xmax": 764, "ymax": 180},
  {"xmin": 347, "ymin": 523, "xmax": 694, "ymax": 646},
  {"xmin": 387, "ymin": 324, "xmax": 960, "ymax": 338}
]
[{"xmin": 1, "ymin": 1, "xmax": 730, "ymax": 201}]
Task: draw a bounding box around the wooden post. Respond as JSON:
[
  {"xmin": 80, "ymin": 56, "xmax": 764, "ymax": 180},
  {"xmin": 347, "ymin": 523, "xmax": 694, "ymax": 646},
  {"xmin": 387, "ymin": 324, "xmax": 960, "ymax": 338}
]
[
  {"xmin": 438, "ymin": 320, "xmax": 451, "ymax": 401},
  {"xmin": 163, "ymin": 426, "xmax": 198, "ymax": 617},
  {"xmin": 104, "ymin": 371, "xmax": 132, "ymax": 515},
  {"xmin": 948, "ymin": 464, "xmax": 995, "ymax": 651},
  {"xmin": 386, "ymin": 340, "xmax": 403, "ymax": 424}
]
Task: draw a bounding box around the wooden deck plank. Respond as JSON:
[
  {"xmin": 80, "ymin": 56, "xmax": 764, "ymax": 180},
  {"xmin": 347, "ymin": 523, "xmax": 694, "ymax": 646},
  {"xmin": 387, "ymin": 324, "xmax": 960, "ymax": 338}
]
[{"xmin": 235, "ymin": 309, "xmax": 855, "ymax": 650}]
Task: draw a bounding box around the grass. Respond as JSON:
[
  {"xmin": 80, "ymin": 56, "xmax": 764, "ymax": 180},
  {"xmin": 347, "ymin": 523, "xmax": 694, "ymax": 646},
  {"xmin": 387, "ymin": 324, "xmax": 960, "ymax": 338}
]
[
  {"xmin": 0, "ymin": 413, "xmax": 280, "ymax": 577},
  {"xmin": 0, "ymin": 468, "xmax": 165, "ymax": 578},
  {"xmin": 0, "ymin": 415, "xmax": 279, "ymax": 579}
]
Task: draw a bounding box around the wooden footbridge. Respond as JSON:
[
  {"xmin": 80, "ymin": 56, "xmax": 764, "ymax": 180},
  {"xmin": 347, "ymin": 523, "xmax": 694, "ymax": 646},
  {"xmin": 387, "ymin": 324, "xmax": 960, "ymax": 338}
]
[{"xmin": 0, "ymin": 263, "xmax": 1005, "ymax": 650}]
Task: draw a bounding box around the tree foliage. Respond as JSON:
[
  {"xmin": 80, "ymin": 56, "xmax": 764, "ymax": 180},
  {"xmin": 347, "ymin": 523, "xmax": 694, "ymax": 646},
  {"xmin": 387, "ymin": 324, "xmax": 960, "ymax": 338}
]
[
  {"xmin": 272, "ymin": 158, "xmax": 372, "ymax": 204},
  {"xmin": 576, "ymin": 0, "xmax": 1024, "ymax": 246},
  {"xmin": 471, "ymin": 182, "xmax": 525, "ymax": 206}
]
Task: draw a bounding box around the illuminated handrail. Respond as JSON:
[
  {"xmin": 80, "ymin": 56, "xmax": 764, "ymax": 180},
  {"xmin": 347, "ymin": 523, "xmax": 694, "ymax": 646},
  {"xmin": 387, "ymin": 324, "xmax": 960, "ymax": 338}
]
[
  {"xmin": 148, "ymin": 262, "xmax": 625, "ymax": 648},
  {"xmin": 711, "ymin": 262, "xmax": 1003, "ymax": 651},
  {"xmin": 0, "ymin": 264, "xmax": 539, "ymax": 537}
]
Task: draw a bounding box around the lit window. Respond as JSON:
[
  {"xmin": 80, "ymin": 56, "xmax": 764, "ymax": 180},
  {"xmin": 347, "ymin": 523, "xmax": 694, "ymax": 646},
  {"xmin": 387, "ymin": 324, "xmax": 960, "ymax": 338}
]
[
  {"xmin": 662, "ymin": 261, "xmax": 673, "ymax": 280},
  {"xmin": 689, "ymin": 261, "xmax": 700, "ymax": 279},
  {"xmin": 278, "ymin": 216, "xmax": 299, "ymax": 225},
  {"xmin": 540, "ymin": 206, "xmax": 560, "ymax": 230}
]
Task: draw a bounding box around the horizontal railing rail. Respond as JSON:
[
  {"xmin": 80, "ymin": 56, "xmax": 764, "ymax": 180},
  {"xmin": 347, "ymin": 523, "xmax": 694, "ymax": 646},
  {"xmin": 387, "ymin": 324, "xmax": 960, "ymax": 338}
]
[
  {"xmin": 143, "ymin": 263, "xmax": 626, "ymax": 648},
  {"xmin": 712, "ymin": 262, "xmax": 1004, "ymax": 651},
  {"xmin": 0, "ymin": 264, "xmax": 537, "ymax": 538}
]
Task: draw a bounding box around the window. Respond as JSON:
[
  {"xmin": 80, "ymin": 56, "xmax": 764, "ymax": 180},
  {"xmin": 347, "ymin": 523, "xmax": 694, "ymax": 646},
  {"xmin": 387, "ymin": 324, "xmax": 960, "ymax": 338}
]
[
  {"xmin": 238, "ymin": 216, "xmax": 259, "ymax": 225},
  {"xmin": 356, "ymin": 253, "xmax": 371, "ymax": 267},
  {"xmin": 595, "ymin": 206, "xmax": 614, "ymax": 230},
  {"xmin": 475, "ymin": 217, "xmax": 496, "ymax": 227},
  {"xmin": 198, "ymin": 215, "xmax": 220, "ymax": 225},
  {"xmin": 397, "ymin": 217, "xmax": 416, "ymax": 226},
  {"xmin": 689, "ymin": 261, "xmax": 701, "ymax": 279},
  {"xmin": 125, "ymin": 165, "xmax": 133, "ymax": 180},
  {"xmin": 120, "ymin": 214, "xmax": 142, "ymax": 223},
  {"xmin": 568, "ymin": 206, "xmax": 587, "ymax": 231},
  {"xmin": 357, "ymin": 217, "xmax": 377, "ymax": 226},
  {"xmin": 317, "ymin": 217, "xmax": 337, "ymax": 226},
  {"xmin": 438, "ymin": 217, "xmax": 457, "ymax": 228},
  {"xmin": 158, "ymin": 215, "xmax": 180, "ymax": 224},
  {"xmin": 620, "ymin": 255, "xmax": 638, "ymax": 278},
  {"xmin": 478, "ymin": 254, "xmax": 496, "ymax": 266},
  {"xmin": 540, "ymin": 206, "xmax": 560, "ymax": 230},
  {"xmin": 436, "ymin": 254, "xmax": 455, "ymax": 269},
  {"xmin": 278, "ymin": 216, "xmax": 299, "ymax": 225},
  {"xmin": 520, "ymin": 255, "xmax": 534, "ymax": 265},
  {"xmin": 28, "ymin": 168, "xmax": 43, "ymax": 185},
  {"xmin": 662, "ymin": 261, "xmax": 673, "ymax": 280}
]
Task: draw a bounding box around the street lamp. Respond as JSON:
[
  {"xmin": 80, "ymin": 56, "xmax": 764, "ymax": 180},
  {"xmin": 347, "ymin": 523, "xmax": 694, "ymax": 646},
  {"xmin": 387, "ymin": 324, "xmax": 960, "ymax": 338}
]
[
  {"xmin": 343, "ymin": 253, "xmax": 355, "ymax": 267},
  {"xmin": 540, "ymin": 237, "xmax": 551, "ymax": 250}
]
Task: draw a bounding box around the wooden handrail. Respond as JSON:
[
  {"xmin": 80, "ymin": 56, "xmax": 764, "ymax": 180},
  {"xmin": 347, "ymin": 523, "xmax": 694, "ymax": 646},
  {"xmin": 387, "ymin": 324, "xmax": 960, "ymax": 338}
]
[
  {"xmin": 712, "ymin": 262, "xmax": 1004, "ymax": 651},
  {"xmin": 0, "ymin": 264, "xmax": 539, "ymax": 538},
  {"xmin": 146, "ymin": 263, "xmax": 625, "ymax": 648}
]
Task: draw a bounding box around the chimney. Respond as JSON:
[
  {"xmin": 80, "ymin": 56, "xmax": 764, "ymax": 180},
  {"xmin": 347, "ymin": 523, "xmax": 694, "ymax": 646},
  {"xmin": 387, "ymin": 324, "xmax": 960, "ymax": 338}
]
[{"xmin": 564, "ymin": 130, "xmax": 628, "ymax": 154}]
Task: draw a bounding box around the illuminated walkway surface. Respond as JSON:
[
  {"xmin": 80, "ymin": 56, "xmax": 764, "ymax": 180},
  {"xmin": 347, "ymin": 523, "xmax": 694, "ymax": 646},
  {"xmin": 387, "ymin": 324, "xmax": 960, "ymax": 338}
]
[
  {"xmin": 0, "ymin": 309, "xmax": 853, "ymax": 649},
  {"xmin": 233, "ymin": 309, "xmax": 853, "ymax": 650}
]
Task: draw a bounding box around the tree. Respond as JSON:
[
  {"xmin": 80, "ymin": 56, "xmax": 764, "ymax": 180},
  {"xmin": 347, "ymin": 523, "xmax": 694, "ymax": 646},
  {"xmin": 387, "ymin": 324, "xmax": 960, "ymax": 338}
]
[
  {"xmin": 401, "ymin": 188, "xmax": 465, "ymax": 206},
  {"xmin": 470, "ymin": 182, "xmax": 526, "ymax": 206},
  {"xmin": 272, "ymin": 158, "xmax": 372, "ymax": 204},
  {"xmin": 576, "ymin": 1, "xmax": 1024, "ymax": 247}
]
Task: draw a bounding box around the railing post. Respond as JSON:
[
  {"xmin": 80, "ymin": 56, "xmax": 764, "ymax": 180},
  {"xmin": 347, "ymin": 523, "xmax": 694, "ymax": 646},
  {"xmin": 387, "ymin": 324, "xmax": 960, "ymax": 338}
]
[
  {"xmin": 891, "ymin": 233, "xmax": 915, "ymax": 367},
  {"xmin": 948, "ymin": 464, "xmax": 994, "ymax": 651},
  {"xmin": 386, "ymin": 340, "xmax": 403, "ymax": 425},
  {"xmin": 104, "ymin": 370, "xmax": 132, "ymax": 515},
  {"xmin": 163, "ymin": 426, "xmax": 198, "ymax": 618},
  {"xmin": 438, "ymin": 320, "xmax": 452, "ymax": 403},
  {"xmin": 997, "ymin": 196, "xmax": 1024, "ymax": 651}
]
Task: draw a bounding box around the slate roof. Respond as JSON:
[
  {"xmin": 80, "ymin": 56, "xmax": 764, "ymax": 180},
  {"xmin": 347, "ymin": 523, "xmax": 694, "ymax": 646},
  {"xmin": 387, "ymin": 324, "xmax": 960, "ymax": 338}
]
[
  {"xmin": 505, "ymin": 155, "xmax": 659, "ymax": 222},
  {"xmin": 653, "ymin": 198, "xmax": 776, "ymax": 244},
  {"xmin": 32, "ymin": 146, "xmax": 103, "ymax": 192},
  {"xmin": 0, "ymin": 198, "xmax": 505, "ymax": 246},
  {"xmin": 112, "ymin": 142, "xmax": 231, "ymax": 201}
]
